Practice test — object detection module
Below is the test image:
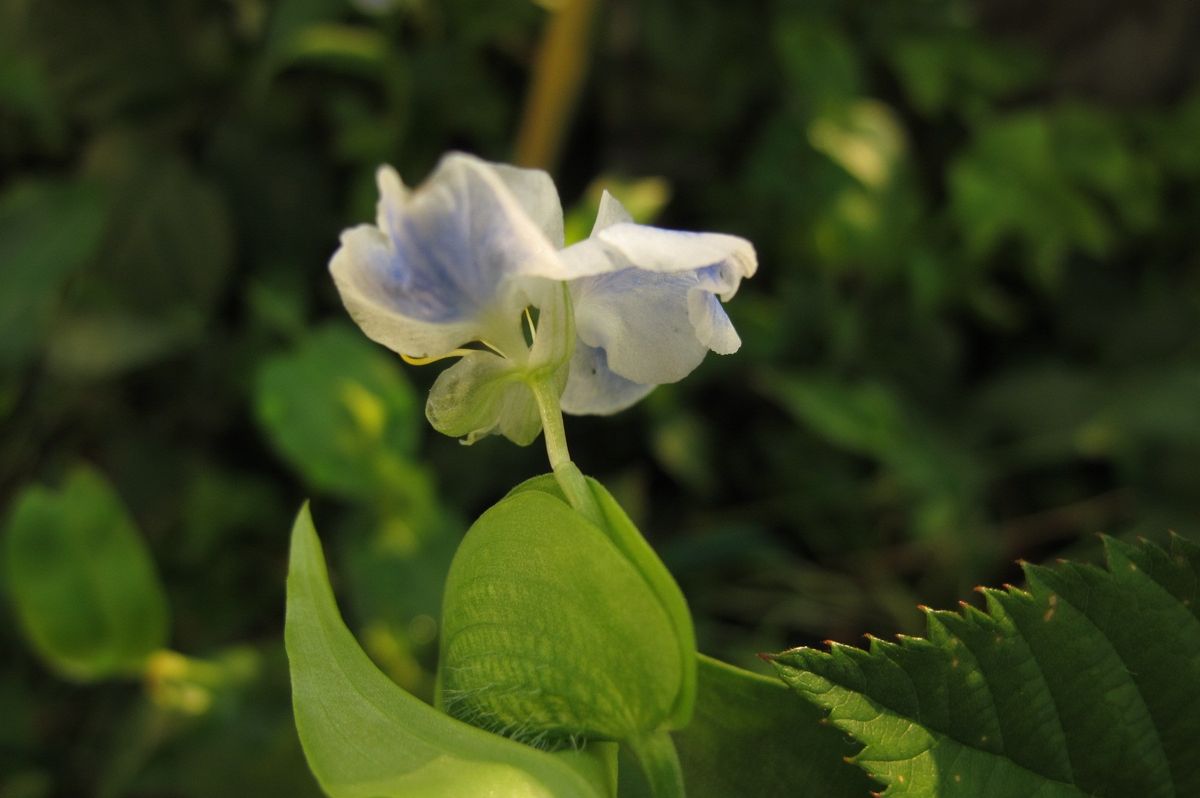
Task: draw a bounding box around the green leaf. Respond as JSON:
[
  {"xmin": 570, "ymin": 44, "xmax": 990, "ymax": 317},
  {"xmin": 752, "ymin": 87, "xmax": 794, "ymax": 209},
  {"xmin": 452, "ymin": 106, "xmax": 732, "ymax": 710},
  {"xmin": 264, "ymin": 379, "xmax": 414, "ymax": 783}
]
[
  {"xmin": 672, "ymin": 656, "xmax": 873, "ymax": 798},
  {"xmin": 3, "ymin": 466, "xmax": 169, "ymax": 681},
  {"xmin": 438, "ymin": 477, "xmax": 691, "ymax": 748},
  {"xmin": 256, "ymin": 324, "xmax": 421, "ymax": 501},
  {"xmin": 772, "ymin": 535, "xmax": 1200, "ymax": 796},
  {"xmin": 284, "ymin": 504, "xmax": 615, "ymax": 798},
  {"xmin": 0, "ymin": 178, "xmax": 106, "ymax": 371}
]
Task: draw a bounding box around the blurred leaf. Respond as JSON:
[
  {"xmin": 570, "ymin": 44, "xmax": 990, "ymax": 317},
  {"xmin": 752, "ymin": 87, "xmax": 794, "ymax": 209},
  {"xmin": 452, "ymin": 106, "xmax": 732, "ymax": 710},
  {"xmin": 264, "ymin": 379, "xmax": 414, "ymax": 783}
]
[
  {"xmin": 3, "ymin": 465, "xmax": 169, "ymax": 681},
  {"xmin": 773, "ymin": 535, "xmax": 1200, "ymax": 796},
  {"xmin": 950, "ymin": 107, "xmax": 1155, "ymax": 285},
  {"xmin": 773, "ymin": 14, "xmax": 861, "ymax": 115},
  {"xmin": 0, "ymin": 178, "xmax": 106, "ymax": 371},
  {"xmin": 111, "ymin": 645, "xmax": 323, "ymax": 798},
  {"xmin": 563, "ymin": 175, "xmax": 671, "ymax": 246},
  {"xmin": 761, "ymin": 374, "xmax": 980, "ymax": 539},
  {"xmin": 278, "ymin": 24, "xmax": 388, "ymax": 77},
  {"xmin": 255, "ymin": 324, "xmax": 421, "ymax": 501},
  {"xmin": 888, "ymin": 33, "xmax": 1042, "ymax": 116},
  {"xmin": 651, "ymin": 411, "xmax": 716, "ymax": 495},
  {"xmin": 1148, "ymin": 92, "xmax": 1200, "ymax": 178},
  {"xmin": 285, "ymin": 504, "xmax": 617, "ymax": 797}
]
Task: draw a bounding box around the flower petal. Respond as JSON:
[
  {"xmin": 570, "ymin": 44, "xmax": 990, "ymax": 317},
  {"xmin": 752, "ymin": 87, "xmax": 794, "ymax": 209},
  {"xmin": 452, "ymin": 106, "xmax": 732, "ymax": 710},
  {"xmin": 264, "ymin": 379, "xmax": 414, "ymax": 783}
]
[
  {"xmin": 560, "ymin": 342, "xmax": 654, "ymax": 416},
  {"xmin": 330, "ymin": 153, "xmax": 564, "ymax": 359},
  {"xmin": 558, "ymin": 193, "xmax": 758, "ymax": 286},
  {"xmin": 571, "ymin": 269, "xmax": 711, "ymax": 385},
  {"xmin": 563, "ymin": 192, "xmax": 756, "ymax": 389},
  {"xmin": 488, "ymin": 163, "xmax": 565, "ymax": 249}
]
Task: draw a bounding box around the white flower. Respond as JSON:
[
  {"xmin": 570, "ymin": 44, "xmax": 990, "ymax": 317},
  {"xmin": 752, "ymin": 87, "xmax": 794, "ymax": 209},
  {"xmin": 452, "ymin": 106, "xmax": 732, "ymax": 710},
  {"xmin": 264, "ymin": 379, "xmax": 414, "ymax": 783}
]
[
  {"xmin": 556, "ymin": 192, "xmax": 756, "ymax": 414},
  {"xmin": 329, "ymin": 152, "xmax": 756, "ymax": 443}
]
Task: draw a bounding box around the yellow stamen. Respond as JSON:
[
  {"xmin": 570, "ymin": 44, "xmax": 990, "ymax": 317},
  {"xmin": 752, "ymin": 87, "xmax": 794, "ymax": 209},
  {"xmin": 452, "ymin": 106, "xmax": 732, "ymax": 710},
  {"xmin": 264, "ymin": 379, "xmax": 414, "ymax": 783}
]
[
  {"xmin": 401, "ymin": 349, "xmax": 476, "ymax": 366},
  {"xmin": 524, "ymin": 308, "xmax": 537, "ymax": 341}
]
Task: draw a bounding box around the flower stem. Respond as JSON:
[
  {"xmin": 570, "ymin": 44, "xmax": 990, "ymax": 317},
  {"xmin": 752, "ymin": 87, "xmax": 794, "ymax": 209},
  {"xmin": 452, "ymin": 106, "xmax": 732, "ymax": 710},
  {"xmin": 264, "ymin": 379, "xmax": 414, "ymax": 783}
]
[
  {"xmin": 530, "ymin": 378, "xmax": 604, "ymax": 527},
  {"xmin": 626, "ymin": 730, "xmax": 685, "ymax": 798}
]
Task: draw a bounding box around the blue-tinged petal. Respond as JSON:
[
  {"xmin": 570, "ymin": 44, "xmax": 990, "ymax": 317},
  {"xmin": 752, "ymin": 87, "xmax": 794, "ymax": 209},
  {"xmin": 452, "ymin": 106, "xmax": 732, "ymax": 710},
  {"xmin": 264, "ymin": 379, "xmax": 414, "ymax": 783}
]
[
  {"xmin": 562, "ymin": 192, "xmax": 757, "ymax": 395},
  {"xmin": 688, "ymin": 290, "xmax": 741, "ymax": 355},
  {"xmin": 331, "ymin": 153, "xmax": 565, "ymax": 359},
  {"xmin": 331, "ymin": 224, "xmax": 478, "ymax": 361},
  {"xmin": 558, "ymin": 193, "xmax": 758, "ymax": 285},
  {"xmin": 560, "ymin": 342, "xmax": 654, "ymax": 416},
  {"xmin": 572, "ymin": 269, "xmax": 710, "ymax": 386}
]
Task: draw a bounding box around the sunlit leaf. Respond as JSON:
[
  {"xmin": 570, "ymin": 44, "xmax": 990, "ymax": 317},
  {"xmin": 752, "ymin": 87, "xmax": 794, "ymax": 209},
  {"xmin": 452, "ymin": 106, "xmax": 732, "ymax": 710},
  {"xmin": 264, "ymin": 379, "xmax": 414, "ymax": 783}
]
[
  {"xmin": 285, "ymin": 504, "xmax": 615, "ymax": 798},
  {"xmin": 255, "ymin": 324, "xmax": 421, "ymax": 501}
]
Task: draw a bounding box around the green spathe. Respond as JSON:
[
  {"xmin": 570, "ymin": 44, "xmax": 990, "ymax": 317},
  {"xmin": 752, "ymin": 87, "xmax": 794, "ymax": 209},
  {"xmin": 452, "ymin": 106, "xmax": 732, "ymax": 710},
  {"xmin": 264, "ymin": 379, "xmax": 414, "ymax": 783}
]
[
  {"xmin": 438, "ymin": 474, "xmax": 696, "ymax": 748},
  {"xmin": 285, "ymin": 504, "xmax": 616, "ymax": 798}
]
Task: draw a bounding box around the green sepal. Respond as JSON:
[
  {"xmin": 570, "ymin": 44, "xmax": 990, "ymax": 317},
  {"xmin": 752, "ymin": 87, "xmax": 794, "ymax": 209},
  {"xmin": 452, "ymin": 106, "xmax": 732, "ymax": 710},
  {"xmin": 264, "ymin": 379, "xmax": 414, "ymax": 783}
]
[
  {"xmin": 425, "ymin": 351, "xmax": 545, "ymax": 445},
  {"xmin": 509, "ymin": 473, "xmax": 698, "ymax": 728},
  {"xmin": 285, "ymin": 503, "xmax": 616, "ymax": 798},
  {"xmin": 425, "ymin": 282, "xmax": 573, "ymax": 447}
]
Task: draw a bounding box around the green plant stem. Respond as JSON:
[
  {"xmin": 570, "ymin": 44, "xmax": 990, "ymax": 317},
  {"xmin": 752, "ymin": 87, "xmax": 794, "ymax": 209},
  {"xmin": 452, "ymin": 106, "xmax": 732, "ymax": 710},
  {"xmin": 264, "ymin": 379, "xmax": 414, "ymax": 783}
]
[
  {"xmin": 530, "ymin": 378, "xmax": 605, "ymax": 527},
  {"xmin": 626, "ymin": 730, "xmax": 685, "ymax": 798}
]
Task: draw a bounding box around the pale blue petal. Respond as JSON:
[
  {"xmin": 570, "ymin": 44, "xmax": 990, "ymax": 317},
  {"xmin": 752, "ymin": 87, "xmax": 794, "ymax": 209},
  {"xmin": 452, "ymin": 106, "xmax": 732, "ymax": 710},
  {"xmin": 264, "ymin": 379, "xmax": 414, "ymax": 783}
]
[
  {"xmin": 572, "ymin": 268, "xmax": 710, "ymax": 385},
  {"xmin": 330, "ymin": 224, "xmax": 477, "ymax": 360},
  {"xmin": 564, "ymin": 193, "xmax": 756, "ymax": 389},
  {"xmin": 559, "ymin": 196, "xmax": 757, "ymax": 285},
  {"xmin": 331, "ymin": 153, "xmax": 564, "ymax": 358},
  {"xmin": 688, "ymin": 290, "xmax": 741, "ymax": 355},
  {"xmin": 560, "ymin": 342, "xmax": 654, "ymax": 416}
]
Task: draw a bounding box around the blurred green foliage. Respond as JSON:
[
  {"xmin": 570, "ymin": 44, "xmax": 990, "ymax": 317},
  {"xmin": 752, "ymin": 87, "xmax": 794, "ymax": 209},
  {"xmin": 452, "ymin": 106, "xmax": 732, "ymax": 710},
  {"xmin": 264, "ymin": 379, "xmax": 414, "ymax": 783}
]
[
  {"xmin": 4, "ymin": 467, "xmax": 169, "ymax": 681},
  {"xmin": 1, "ymin": 0, "xmax": 1199, "ymax": 794}
]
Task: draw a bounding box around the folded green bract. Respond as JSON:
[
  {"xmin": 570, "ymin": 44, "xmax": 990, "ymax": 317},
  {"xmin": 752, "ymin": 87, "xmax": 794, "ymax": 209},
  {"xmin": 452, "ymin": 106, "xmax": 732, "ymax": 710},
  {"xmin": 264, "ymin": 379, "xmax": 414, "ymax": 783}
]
[{"xmin": 437, "ymin": 474, "xmax": 697, "ymax": 748}]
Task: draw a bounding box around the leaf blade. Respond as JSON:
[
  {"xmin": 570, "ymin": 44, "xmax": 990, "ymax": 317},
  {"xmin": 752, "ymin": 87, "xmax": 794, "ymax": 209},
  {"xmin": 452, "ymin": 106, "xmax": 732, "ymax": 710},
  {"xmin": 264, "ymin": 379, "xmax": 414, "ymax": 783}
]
[
  {"xmin": 285, "ymin": 504, "xmax": 613, "ymax": 798},
  {"xmin": 773, "ymin": 536, "xmax": 1200, "ymax": 796}
]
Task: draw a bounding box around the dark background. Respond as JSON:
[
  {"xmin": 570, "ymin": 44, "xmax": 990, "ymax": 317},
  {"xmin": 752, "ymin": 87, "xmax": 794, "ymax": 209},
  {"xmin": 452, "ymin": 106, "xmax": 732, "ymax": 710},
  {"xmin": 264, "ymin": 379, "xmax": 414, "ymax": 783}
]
[{"xmin": 2, "ymin": 0, "xmax": 1199, "ymax": 794}]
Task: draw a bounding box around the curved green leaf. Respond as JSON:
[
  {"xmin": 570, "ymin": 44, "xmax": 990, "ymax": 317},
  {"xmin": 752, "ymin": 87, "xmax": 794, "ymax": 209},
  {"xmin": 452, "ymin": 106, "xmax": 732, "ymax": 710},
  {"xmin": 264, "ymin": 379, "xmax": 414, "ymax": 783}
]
[
  {"xmin": 285, "ymin": 504, "xmax": 615, "ymax": 798},
  {"xmin": 3, "ymin": 466, "xmax": 169, "ymax": 681},
  {"xmin": 773, "ymin": 534, "xmax": 1200, "ymax": 797},
  {"xmin": 437, "ymin": 487, "xmax": 684, "ymax": 747},
  {"xmin": 510, "ymin": 474, "xmax": 697, "ymax": 728}
]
